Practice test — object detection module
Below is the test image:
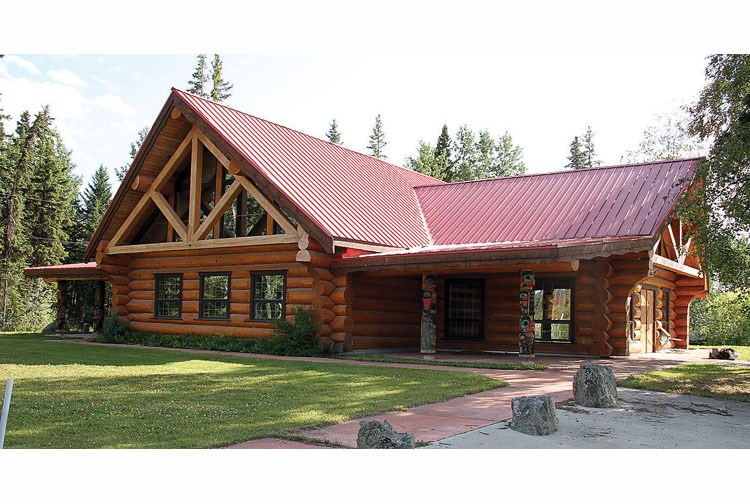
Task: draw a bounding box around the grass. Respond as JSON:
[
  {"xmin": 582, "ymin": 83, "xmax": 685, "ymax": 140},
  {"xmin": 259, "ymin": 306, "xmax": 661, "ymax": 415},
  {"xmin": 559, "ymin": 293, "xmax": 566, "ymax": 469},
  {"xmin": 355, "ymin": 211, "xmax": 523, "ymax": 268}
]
[
  {"xmin": 690, "ymin": 345, "xmax": 750, "ymax": 361},
  {"xmin": 335, "ymin": 354, "xmax": 547, "ymax": 370},
  {"xmin": 618, "ymin": 363, "xmax": 750, "ymax": 402},
  {"xmin": 0, "ymin": 333, "xmax": 504, "ymax": 448}
]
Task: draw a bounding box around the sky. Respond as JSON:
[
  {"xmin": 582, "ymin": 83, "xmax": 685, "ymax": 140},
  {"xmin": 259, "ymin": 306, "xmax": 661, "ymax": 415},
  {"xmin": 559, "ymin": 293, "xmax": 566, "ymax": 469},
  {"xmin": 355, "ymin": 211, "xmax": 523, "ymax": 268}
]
[{"xmin": 1, "ymin": 51, "xmax": 711, "ymax": 190}]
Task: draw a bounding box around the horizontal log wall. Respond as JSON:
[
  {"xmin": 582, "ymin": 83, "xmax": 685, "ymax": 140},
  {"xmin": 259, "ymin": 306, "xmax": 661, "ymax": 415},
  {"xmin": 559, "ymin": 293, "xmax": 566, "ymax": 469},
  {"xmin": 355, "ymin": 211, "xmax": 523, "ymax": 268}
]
[
  {"xmin": 103, "ymin": 243, "xmax": 317, "ymax": 338},
  {"xmin": 350, "ymin": 274, "xmax": 422, "ymax": 350}
]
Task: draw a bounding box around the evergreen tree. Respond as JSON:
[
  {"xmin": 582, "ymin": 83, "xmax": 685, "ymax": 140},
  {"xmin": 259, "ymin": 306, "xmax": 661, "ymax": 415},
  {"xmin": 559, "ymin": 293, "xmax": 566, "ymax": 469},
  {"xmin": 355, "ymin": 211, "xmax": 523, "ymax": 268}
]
[
  {"xmin": 566, "ymin": 136, "xmax": 587, "ymax": 169},
  {"xmin": 494, "ymin": 131, "xmax": 526, "ymax": 177},
  {"xmin": 115, "ymin": 127, "xmax": 149, "ymax": 181},
  {"xmin": 209, "ymin": 54, "xmax": 233, "ymax": 103},
  {"xmin": 0, "ymin": 106, "xmax": 78, "ymax": 330},
  {"xmin": 367, "ymin": 114, "xmax": 387, "ymax": 159},
  {"xmin": 82, "ymin": 165, "xmax": 112, "ymax": 239},
  {"xmin": 187, "ymin": 54, "xmax": 209, "ymax": 98},
  {"xmin": 406, "ymin": 140, "xmax": 448, "ymax": 180},
  {"xmin": 435, "ymin": 125, "xmax": 452, "ymax": 166},
  {"xmin": 326, "ymin": 119, "xmax": 342, "ymax": 145},
  {"xmin": 582, "ymin": 125, "xmax": 600, "ymax": 168},
  {"xmin": 451, "ymin": 125, "xmax": 477, "ymax": 181}
]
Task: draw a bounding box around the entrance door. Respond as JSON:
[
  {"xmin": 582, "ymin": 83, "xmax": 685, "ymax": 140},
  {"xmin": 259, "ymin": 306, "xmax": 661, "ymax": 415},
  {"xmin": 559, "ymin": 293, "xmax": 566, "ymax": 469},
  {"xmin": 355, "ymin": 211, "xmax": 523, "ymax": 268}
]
[{"xmin": 641, "ymin": 289, "xmax": 655, "ymax": 353}]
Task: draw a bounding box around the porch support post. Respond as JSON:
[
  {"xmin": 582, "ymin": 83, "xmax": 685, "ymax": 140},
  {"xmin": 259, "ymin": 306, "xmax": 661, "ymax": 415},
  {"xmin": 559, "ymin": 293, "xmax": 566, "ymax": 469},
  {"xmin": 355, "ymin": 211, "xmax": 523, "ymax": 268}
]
[
  {"xmin": 93, "ymin": 280, "xmax": 105, "ymax": 332},
  {"xmin": 420, "ymin": 273, "xmax": 437, "ymax": 356},
  {"xmin": 55, "ymin": 280, "xmax": 69, "ymax": 332},
  {"xmin": 519, "ymin": 270, "xmax": 535, "ymax": 357}
]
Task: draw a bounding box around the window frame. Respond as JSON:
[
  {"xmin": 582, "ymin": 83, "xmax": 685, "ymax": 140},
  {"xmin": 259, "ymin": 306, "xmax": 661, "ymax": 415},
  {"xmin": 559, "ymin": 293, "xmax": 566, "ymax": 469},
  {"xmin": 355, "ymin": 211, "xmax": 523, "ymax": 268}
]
[
  {"xmin": 198, "ymin": 271, "xmax": 231, "ymax": 320},
  {"xmin": 444, "ymin": 278, "xmax": 485, "ymax": 341},
  {"xmin": 251, "ymin": 271, "xmax": 287, "ymax": 322},
  {"xmin": 154, "ymin": 273, "xmax": 183, "ymax": 320},
  {"xmin": 532, "ymin": 277, "xmax": 575, "ymax": 344}
]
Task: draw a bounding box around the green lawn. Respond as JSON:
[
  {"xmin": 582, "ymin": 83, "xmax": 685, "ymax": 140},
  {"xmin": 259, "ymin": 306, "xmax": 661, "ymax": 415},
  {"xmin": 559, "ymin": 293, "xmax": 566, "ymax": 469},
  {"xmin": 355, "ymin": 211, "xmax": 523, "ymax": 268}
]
[
  {"xmin": 690, "ymin": 345, "xmax": 750, "ymax": 361},
  {"xmin": 0, "ymin": 333, "xmax": 504, "ymax": 448},
  {"xmin": 618, "ymin": 364, "xmax": 750, "ymax": 402}
]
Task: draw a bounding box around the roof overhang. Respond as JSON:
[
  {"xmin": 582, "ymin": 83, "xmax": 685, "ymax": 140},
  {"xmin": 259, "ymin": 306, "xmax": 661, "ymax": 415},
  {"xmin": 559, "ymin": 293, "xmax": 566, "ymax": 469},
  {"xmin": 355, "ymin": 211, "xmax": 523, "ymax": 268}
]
[
  {"xmin": 331, "ymin": 236, "xmax": 656, "ymax": 274},
  {"xmin": 24, "ymin": 262, "xmax": 107, "ymax": 282}
]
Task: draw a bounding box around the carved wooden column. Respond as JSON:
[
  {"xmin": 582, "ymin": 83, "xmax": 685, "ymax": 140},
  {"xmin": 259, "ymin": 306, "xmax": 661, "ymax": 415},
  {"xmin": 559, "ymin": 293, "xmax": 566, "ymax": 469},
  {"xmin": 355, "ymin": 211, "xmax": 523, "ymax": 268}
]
[
  {"xmin": 55, "ymin": 280, "xmax": 69, "ymax": 332},
  {"xmin": 93, "ymin": 280, "xmax": 105, "ymax": 332},
  {"xmin": 420, "ymin": 273, "xmax": 437, "ymax": 356},
  {"xmin": 519, "ymin": 270, "xmax": 535, "ymax": 356}
]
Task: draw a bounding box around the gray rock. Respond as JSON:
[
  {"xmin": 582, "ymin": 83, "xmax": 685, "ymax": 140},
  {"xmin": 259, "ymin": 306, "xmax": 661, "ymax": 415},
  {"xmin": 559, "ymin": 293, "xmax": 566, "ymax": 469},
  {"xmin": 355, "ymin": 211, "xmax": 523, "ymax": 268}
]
[
  {"xmin": 573, "ymin": 363, "xmax": 618, "ymax": 408},
  {"xmin": 511, "ymin": 395, "xmax": 559, "ymax": 436},
  {"xmin": 356, "ymin": 420, "xmax": 415, "ymax": 449}
]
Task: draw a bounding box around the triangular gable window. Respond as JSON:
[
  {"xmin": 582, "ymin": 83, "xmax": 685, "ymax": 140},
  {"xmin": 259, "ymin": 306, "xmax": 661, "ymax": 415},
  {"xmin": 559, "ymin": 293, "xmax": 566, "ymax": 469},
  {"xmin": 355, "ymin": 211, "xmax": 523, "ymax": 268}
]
[{"xmin": 108, "ymin": 124, "xmax": 298, "ymax": 254}]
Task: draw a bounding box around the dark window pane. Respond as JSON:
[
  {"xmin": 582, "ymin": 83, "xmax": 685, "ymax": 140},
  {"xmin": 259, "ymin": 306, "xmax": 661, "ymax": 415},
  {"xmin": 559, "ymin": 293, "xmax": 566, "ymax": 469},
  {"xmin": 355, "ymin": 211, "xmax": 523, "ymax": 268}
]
[
  {"xmin": 203, "ymin": 275, "xmax": 229, "ymax": 300},
  {"xmin": 155, "ymin": 275, "xmax": 182, "ymax": 319},
  {"xmin": 252, "ymin": 273, "xmax": 285, "ymax": 320},
  {"xmin": 200, "ymin": 273, "xmax": 230, "ymax": 319},
  {"xmin": 446, "ymin": 280, "xmax": 484, "ymax": 340}
]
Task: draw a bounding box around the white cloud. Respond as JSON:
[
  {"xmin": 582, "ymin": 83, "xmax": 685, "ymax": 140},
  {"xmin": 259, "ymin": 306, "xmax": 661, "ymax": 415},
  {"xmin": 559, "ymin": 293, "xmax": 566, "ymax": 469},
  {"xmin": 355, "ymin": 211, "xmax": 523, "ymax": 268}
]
[
  {"xmin": 91, "ymin": 94, "xmax": 135, "ymax": 118},
  {"xmin": 47, "ymin": 68, "xmax": 88, "ymax": 88},
  {"xmin": 4, "ymin": 55, "xmax": 41, "ymax": 75}
]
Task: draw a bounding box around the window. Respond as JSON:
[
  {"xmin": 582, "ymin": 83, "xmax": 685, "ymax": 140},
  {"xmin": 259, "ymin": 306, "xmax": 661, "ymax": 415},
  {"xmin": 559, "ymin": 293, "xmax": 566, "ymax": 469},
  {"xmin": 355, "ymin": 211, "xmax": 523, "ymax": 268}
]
[
  {"xmin": 199, "ymin": 272, "xmax": 230, "ymax": 320},
  {"xmin": 155, "ymin": 274, "xmax": 182, "ymax": 319},
  {"xmin": 533, "ymin": 279, "xmax": 574, "ymax": 343},
  {"xmin": 445, "ymin": 279, "xmax": 484, "ymax": 340},
  {"xmin": 252, "ymin": 272, "xmax": 286, "ymax": 320}
]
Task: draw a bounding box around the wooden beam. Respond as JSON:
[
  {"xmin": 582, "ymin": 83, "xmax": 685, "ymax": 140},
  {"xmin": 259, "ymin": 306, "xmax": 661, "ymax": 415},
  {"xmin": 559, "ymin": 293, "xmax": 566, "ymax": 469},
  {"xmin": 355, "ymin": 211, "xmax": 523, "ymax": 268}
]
[
  {"xmin": 266, "ymin": 212, "xmax": 274, "ymax": 235},
  {"xmin": 166, "ymin": 191, "xmax": 175, "ymax": 242},
  {"xmin": 331, "ymin": 239, "xmax": 402, "ymax": 253},
  {"xmin": 188, "ymin": 135, "xmax": 203, "ymax": 241},
  {"xmin": 213, "ymin": 160, "xmax": 224, "ymax": 238},
  {"xmin": 150, "ymin": 191, "xmax": 188, "ymax": 242},
  {"xmin": 227, "ymin": 161, "xmax": 241, "ymax": 175},
  {"xmin": 170, "ymin": 107, "xmax": 182, "ymax": 120},
  {"xmin": 152, "ymin": 127, "xmax": 196, "ymax": 193},
  {"xmin": 131, "ymin": 175, "xmax": 155, "ymax": 192},
  {"xmin": 195, "ymin": 127, "xmax": 231, "ymax": 169},
  {"xmin": 193, "ymin": 179, "xmax": 242, "ymax": 241},
  {"xmin": 107, "ymin": 191, "xmax": 156, "ymax": 251},
  {"xmin": 108, "ymin": 233, "xmax": 299, "ymax": 255},
  {"xmin": 236, "ymin": 175, "xmax": 297, "ymax": 235},
  {"xmin": 666, "ymin": 222, "xmax": 680, "ymax": 260},
  {"xmin": 651, "ymin": 254, "xmax": 703, "ymax": 279}
]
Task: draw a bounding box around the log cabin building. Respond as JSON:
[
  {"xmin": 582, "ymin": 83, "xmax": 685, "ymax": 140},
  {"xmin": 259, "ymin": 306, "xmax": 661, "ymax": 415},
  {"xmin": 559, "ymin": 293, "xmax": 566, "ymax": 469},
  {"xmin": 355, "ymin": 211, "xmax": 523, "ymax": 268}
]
[{"xmin": 25, "ymin": 89, "xmax": 708, "ymax": 357}]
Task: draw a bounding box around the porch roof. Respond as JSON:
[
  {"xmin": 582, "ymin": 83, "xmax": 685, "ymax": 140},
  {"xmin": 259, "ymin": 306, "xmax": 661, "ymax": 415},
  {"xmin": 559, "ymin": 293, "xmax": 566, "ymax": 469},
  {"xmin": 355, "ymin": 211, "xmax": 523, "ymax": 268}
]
[{"xmin": 23, "ymin": 262, "xmax": 106, "ymax": 281}]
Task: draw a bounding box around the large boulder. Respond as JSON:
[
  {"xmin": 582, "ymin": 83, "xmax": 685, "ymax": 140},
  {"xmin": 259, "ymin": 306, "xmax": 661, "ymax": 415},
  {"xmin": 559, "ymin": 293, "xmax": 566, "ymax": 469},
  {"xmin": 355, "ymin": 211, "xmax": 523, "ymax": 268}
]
[
  {"xmin": 356, "ymin": 420, "xmax": 415, "ymax": 449},
  {"xmin": 573, "ymin": 363, "xmax": 618, "ymax": 408},
  {"xmin": 511, "ymin": 395, "xmax": 559, "ymax": 436}
]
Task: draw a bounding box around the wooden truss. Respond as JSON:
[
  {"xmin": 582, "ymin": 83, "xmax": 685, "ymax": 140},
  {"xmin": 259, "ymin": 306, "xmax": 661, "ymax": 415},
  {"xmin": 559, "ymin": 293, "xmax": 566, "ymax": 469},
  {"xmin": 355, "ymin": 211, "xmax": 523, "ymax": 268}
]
[
  {"xmin": 651, "ymin": 218, "xmax": 703, "ymax": 278},
  {"xmin": 106, "ymin": 125, "xmax": 298, "ymax": 255}
]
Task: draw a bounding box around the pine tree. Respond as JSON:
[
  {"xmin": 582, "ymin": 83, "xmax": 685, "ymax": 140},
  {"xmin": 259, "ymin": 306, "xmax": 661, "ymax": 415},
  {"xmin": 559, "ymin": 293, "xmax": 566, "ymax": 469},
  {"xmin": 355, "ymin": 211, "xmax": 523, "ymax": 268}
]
[
  {"xmin": 187, "ymin": 54, "xmax": 209, "ymax": 98},
  {"xmin": 406, "ymin": 140, "xmax": 448, "ymax": 180},
  {"xmin": 566, "ymin": 136, "xmax": 587, "ymax": 169},
  {"xmin": 115, "ymin": 127, "xmax": 149, "ymax": 181},
  {"xmin": 367, "ymin": 114, "xmax": 387, "ymax": 159},
  {"xmin": 326, "ymin": 119, "xmax": 342, "ymax": 145},
  {"xmin": 82, "ymin": 165, "xmax": 112, "ymax": 238},
  {"xmin": 209, "ymin": 54, "xmax": 233, "ymax": 103},
  {"xmin": 435, "ymin": 125, "xmax": 452, "ymax": 166},
  {"xmin": 582, "ymin": 126, "xmax": 600, "ymax": 168},
  {"xmin": 494, "ymin": 131, "xmax": 526, "ymax": 177}
]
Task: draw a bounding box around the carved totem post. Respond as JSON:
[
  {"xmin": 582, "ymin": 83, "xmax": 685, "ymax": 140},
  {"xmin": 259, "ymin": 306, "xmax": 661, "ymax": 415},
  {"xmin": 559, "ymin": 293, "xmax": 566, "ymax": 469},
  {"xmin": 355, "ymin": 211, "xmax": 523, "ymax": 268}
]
[
  {"xmin": 519, "ymin": 270, "xmax": 535, "ymax": 356},
  {"xmin": 420, "ymin": 273, "xmax": 437, "ymax": 355}
]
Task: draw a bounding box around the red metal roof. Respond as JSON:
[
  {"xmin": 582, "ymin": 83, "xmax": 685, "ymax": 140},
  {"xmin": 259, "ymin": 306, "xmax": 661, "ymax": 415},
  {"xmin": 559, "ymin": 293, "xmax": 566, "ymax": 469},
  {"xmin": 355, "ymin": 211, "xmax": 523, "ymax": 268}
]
[
  {"xmin": 414, "ymin": 159, "xmax": 700, "ymax": 246},
  {"xmin": 174, "ymin": 89, "xmax": 443, "ymax": 248}
]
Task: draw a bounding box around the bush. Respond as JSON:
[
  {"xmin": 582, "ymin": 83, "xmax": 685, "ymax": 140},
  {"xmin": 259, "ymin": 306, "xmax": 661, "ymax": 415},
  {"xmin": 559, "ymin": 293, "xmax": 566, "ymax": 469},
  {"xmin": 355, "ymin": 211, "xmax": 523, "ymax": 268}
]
[
  {"xmin": 99, "ymin": 314, "xmax": 129, "ymax": 340},
  {"xmin": 690, "ymin": 291, "xmax": 750, "ymax": 346},
  {"xmin": 255, "ymin": 306, "xmax": 327, "ymax": 357},
  {"xmin": 92, "ymin": 307, "xmax": 330, "ymax": 357}
]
